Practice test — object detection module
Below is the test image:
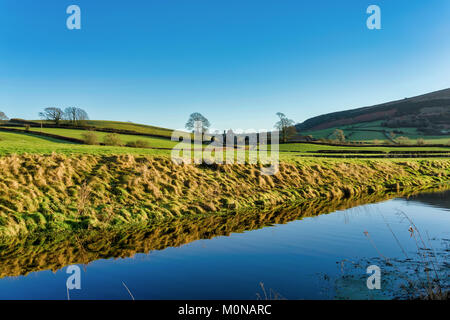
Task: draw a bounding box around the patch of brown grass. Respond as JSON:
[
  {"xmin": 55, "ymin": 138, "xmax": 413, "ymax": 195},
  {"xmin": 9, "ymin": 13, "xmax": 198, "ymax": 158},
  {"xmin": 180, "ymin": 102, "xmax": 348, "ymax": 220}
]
[{"xmin": 0, "ymin": 154, "xmax": 448, "ymax": 237}]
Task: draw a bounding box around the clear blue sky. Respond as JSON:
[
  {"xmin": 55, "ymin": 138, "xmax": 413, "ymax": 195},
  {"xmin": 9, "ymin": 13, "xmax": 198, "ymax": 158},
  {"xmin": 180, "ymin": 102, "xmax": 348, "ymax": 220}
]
[{"xmin": 1, "ymin": 0, "xmax": 449, "ymax": 131}]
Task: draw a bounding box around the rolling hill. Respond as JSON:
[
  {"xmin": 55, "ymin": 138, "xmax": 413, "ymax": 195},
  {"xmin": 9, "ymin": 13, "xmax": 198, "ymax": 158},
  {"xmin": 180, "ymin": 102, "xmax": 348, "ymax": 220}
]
[
  {"xmin": 296, "ymin": 88, "xmax": 450, "ymax": 142},
  {"xmin": 5, "ymin": 119, "xmax": 175, "ymax": 138}
]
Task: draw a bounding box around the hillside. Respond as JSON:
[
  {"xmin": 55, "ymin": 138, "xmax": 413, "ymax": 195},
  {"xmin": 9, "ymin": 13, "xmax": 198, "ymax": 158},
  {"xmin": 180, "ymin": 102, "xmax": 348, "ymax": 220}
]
[
  {"xmin": 296, "ymin": 88, "xmax": 450, "ymax": 141},
  {"xmin": 5, "ymin": 119, "xmax": 174, "ymax": 138}
]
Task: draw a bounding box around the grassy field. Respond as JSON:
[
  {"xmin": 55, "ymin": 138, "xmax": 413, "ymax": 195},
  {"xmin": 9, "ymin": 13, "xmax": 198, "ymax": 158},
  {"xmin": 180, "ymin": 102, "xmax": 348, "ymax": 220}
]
[
  {"xmin": 299, "ymin": 120, "xmax": 450, "ymax": 144},
  {"xmin": 0, "ymin": 131, "xmax": 170, "ymax": 156},
  {"xmin": 31, "ymin": 120, "xmax": 174, "ymax": 137},
  {"xmin": 0, "ymin": 126, "xmax": 449, "ymax": 241},
  {"xmin": 15, "ymin": 118, "xmax": 450, "ymax": 144},
  {"xmin": 3, "ymin": 127, "xmax": 178, "ymax": 149},
  {"xmin": 1, "ymin": 130, "xmax": 449, "ymax": 162},
  {"xmin": 278, "ymin": 143, "xmax": 450, "ymax": 153}
]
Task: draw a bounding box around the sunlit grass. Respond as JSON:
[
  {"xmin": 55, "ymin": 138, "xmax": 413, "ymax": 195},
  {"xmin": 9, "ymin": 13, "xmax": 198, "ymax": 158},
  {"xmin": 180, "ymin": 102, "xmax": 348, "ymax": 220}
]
[
  {"xmin": 0, "ymin": 131, "xmax": 170, "ymax": 156},
  {"xmin": 3, "ymin": 127, "xmax": 178, "ymax": 149},
  {"xmin": 0, "ymin": 130, "xmax": 448, "ymax": 161},
  {"xmin": 33, "ymin": 119, "xmax": 174, "ymax": 137}
]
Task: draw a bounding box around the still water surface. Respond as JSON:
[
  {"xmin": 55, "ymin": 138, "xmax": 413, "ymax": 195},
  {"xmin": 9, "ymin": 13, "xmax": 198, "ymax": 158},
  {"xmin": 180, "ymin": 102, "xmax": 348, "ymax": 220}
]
[{"xmin": 0, "ymin": 190, "xmax": 449, "ymax": 300}]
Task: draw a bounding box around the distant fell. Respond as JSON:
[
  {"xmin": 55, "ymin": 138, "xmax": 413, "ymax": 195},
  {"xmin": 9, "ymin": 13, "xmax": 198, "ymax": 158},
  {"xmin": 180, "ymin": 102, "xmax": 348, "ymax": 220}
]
[{"xmin": 296, "ymin": 88, "xmax": 450, "ymax": 135}]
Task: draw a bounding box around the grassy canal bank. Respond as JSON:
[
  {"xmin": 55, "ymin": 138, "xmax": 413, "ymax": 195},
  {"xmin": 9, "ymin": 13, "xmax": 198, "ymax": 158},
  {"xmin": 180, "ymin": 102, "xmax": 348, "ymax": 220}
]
[{"xmin": 0, "ymin": 153, "xmax": 449, "ymax": 239}]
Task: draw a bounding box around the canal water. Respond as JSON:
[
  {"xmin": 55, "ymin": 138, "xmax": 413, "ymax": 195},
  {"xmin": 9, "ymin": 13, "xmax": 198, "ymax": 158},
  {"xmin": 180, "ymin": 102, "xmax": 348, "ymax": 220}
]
[{"xmin": 0, "ymin": 189, "xmax": 448, "ymax": 300}]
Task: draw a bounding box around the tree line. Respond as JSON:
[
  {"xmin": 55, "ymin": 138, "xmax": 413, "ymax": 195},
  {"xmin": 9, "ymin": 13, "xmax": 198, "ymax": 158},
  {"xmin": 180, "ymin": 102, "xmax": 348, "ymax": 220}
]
[
  {"xmin": 185, "ymin": 111, "xmax": 297, "ymax": 143},
  {"xmin": 0, "ymin": 107, "xmax": 90, "ymax": 126},
  {"xmin": 39, "ymin": 107, "xmax": 89, "ymax": 126},
  {"xmin": 2, "ymin": 108, "xmax": 298, "ymax": 142}
]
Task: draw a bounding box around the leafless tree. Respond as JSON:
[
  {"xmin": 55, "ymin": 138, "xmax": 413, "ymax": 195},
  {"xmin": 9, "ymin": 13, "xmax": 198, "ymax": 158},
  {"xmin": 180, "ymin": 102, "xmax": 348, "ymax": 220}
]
[
  {"xmin": 331, "ymin": 129, "xmax": 346, "ymax": 142},
  {"xmin": 64, "ymin": 107, "xmax": 89, "ymax": 126},
  {"xmin": 274, "ymin": 112, "xmax": 295, "ymax": 143},
  {"xmin": 39, "ymin": 107, "xmax": 64, "ymax": 125}
]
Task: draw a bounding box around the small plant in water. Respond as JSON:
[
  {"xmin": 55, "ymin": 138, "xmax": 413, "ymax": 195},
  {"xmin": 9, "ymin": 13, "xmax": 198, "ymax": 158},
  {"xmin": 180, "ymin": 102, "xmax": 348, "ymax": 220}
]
[
  {"xmin": 322, "ymin": 211, "xmax": 449, "ymax": 300},
  {"xmin": 256, "ymin": 282, "xmax": 286, "ymax": 300}
]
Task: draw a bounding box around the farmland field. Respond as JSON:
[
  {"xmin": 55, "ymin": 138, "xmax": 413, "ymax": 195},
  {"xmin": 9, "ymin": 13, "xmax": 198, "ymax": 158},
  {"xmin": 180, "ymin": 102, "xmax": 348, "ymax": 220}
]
[
  {"xmin": 299, "ymin": 120, "xmax": 450, "ymax": 144},
  {"xmin": 29, "ymin": 120, "xmax": 174, "ymax": 137},
  {"xmin": 0, "ymin": 129, "xmax": 449, "ymax": 164},
  {"xmin": 2, "ymin": 127, "xmax": 178, "ymax": 149},
  {"xmin": 0, "ymin": 131, "xmax": 169, "ymax": 156}
]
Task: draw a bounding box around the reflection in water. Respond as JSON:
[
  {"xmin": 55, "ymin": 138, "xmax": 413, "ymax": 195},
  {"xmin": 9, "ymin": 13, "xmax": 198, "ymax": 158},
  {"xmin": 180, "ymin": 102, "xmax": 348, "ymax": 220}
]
[
  {"xmin": 0, "ymin": 186, "xmax": 449, "ymax": 300},
  {"xmin": 405, "ymin": 189, "xmax": 450, "ymax": 211},
  {"xmin": 0, "ymin": 187, "xmax": 448, "ymax": 279}
]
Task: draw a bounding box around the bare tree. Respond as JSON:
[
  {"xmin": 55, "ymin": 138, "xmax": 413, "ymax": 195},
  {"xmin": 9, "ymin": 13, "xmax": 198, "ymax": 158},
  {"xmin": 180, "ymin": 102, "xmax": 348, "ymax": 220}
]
[
  {"xmin": 64, "ymin": 107, "xmax": 78, "ymax": 124},
  {"xmin": 64, "ymin": 107, "xmax": 89, "ymax": 126},
  {"xmin": 0, "ymin": 111, "xmax": 8, "ymax": 121},
  {"xmin": 185, "ymin": 112, "xmax": 210, "ymax": 133},
  {"xmin": 331, "ymin": 129, "xmax": 346, "ymax": 142},
  {"xmin": 39, "ymin": 107, "xmax": 64, "ymax": 125},
  {"xmin": 76, "ymin": 108, "xmax": 89, "ymax": 124},
  {"xmin": 274, "ymin": 112, "xmax": 295, "ymax": 143}
]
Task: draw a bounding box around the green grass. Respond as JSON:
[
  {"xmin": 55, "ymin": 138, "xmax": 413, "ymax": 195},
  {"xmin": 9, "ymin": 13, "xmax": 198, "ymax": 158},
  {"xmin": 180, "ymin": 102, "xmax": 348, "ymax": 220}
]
[
  {"xmin": 299, "ymin": 120, "xmax": 450, "ymax": 144},
  {"xmin": 0, "ymin": 129, "xmax": 448, "ymax": 162},
  {"xmin": 14, "ymin": 118, "xmax": 450, "ymax": 145},
  {"xmin": 406, "ymin": 137, "xmax": 450, "ymax": 144},
  {"xmin": 346, "ymin": 131, "xmax": 387, "ymax": 141},
  {"xmin": 0, "ymin": 151, "xmax": 448, "ymax": 239},
  {"xmin": 0, "ymin": 128, "xmax": 450, "ymax": 159},
  {"xmin": 5, "ymin": 127, "xmax": 178, "ymax": 149},
  {"xmin": 0, "ymin": 131, "xmax": 170, "ymax": 156},
  {"xmin": 277, "ymin": 143, "xmax": 450, "ymax": 153},
  {"xmin": 33, "ymin": 120, "xmax": 174, "ymax": 137},
  {"xmin": 0, "ymin": 129, "xmax": 449, "ymax": 241}
]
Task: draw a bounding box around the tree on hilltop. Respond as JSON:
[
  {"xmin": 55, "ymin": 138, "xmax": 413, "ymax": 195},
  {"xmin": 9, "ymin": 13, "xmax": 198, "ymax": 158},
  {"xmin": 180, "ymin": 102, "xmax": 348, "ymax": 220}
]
[
  {"xmin": 64, "ymin": 107, "xmax": 89, "ymax": 126},
  {"xmin": 39, "ymin": 107, "xmax": 64, "ymax": 125},
  {"xmin": 185, "ymin": 112, "xmax": 210, "ymax": 133}
]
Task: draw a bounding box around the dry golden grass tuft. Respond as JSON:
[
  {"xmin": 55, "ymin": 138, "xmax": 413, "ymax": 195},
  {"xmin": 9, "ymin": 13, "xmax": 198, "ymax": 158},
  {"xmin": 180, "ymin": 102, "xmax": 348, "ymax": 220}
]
[{"xmin": 0, "ymin": 153, "xmax": 448, "ymax": 237}]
